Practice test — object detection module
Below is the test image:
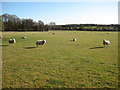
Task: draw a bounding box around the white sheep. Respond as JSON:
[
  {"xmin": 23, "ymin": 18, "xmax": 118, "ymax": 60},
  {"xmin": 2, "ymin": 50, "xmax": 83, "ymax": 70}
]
[
  {"xmin": 70, "ymin": 38, "xmax": 77, "ymax": 41},
  {"xmin": 9, "ymin": 38, "xmax": 16, "ymax": 45},
  {"xmin": 103, "ymin": 39, "xmax": 110, "ymax": 46},
  {"xmin": 0, "ymin": 36, "xmax": 3, "ymax": 39},
  {"xmin": 22, "ymin": 36, "xmax": 26, "ymax": 39},
  {"xmin": 36, "ymin": 40, "xmax": 46, "ymax": 47}
]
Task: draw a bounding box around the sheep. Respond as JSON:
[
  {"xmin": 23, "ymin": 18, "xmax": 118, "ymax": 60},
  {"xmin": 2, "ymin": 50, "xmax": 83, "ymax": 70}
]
[
  {"xmin": 70, "ymin": 38, "xmax": 77, "ymax": 41},
  {"xmin": 9, "ymin": 38, "xmax": 16, "ymax": 45},
  {"xmin": 22, "ymin": 36, "xmax": 26, "ymax": 39},
  {"xmin": 0, "ymin": 36, "xmax": 3, "ymax": 39},
  {"xmin": 36, "ymin": 40, "xmax": 46, "ymax": 47},
  {"xmin": 103, "ymin": 39, "xmax": 110, "ymax": 46}
]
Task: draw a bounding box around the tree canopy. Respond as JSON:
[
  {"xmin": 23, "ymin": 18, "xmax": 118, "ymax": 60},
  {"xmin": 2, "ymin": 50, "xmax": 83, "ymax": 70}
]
[
  {"xmin": 0, "ymin": 13, "xmax": 119, "ymax": 32},
  {"xmin": 1, "ymin": 13, "xmax": 49, "ymax": 31}
]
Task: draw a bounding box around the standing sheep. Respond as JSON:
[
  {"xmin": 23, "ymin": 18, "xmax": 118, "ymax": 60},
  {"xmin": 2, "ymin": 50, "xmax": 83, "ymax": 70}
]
[
  {"xmin": 103, "ymin": 39, "xmax": 110, "ymax": 46},
  {"xmin": 22, "ymin": 36, "xmax": 26, "ymax": 39},
  {"xmin": 70, "ymin": 38, "xmax": 77, "ymax": 41},
  {"xmin": 0, "ymin": 36, "xmax": 2, "ymax": 39},
  {"xmin": 9, "ymin": 38, "xmax": 16, "ymax": 45},
  {"xmin": 0, "ymin": 36, "xmax": 3, "ymax": 38},
  {"xmin": 36, "ymin": 40, "xmax": 46, "ymax": 47}
]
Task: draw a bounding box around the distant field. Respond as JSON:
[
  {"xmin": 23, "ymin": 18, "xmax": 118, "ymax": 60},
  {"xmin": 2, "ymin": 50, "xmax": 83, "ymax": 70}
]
[{"xmin": 2, "ymin": 31, "xmax": 118, "ymax": 88}]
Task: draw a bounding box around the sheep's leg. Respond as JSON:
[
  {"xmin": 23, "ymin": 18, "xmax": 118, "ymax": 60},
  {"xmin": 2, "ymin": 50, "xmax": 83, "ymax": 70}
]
[
  {"xmin": 9, "ymin": 44, "xmax": 12, "ymax": 46},
  {"xmin": 103, "ymin": 44, "xmax": 105, "ymax": 47},
  {"xmin": 36, "ymin": 44, "xmax": 38, "ymax": 47}
]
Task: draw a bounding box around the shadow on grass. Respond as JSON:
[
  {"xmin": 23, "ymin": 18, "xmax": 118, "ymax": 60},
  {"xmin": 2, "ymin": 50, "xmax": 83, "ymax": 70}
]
[
  {"xmin": 90, "ymin": 46, "xmax": 104, "ymax": 49},
  {"xmin": 24, "ymin": 46, "xmax": 36, "ymax": 49},
  {"xmin": 0, "ymin": 45, "xmax": 9, "ymax": 47}
]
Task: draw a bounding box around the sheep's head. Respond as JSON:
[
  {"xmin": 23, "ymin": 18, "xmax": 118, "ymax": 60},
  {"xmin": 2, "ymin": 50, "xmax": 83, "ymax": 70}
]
[{"xmin": 43, "ymin": 40, "xmax": 46, "ymax": 43}]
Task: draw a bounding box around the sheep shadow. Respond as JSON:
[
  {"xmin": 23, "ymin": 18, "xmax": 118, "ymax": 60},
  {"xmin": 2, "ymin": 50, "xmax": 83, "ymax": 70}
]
[
  {"xmin": 0, "ymin": 45, "xmax": 9, "ymax": 47},
  {"xmin": 24, "ymin": 46, "xmax": 36, "ymax": 49},
  {"xmin": 90, "ymin": 46, "xmax": 104, "ymax": 49}
]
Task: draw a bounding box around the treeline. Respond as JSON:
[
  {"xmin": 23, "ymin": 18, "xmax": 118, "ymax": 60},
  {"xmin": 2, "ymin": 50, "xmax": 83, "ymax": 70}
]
[
  {"xmin": 0, "ymin": 13, "xmax": 119, "ymax": 31},
  {"xmin": 0, "ymin": 14, "xmax": 49, "ymax": 31},
  {"xmin": 51, "ymin": 24, "xmax": 119, "ymax": 31}
]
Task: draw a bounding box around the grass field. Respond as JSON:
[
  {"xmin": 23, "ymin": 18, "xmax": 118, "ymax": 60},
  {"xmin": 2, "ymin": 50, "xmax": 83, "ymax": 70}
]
[{"xmin": 1, "ymin": 31, "xmax": 118, "ymax": 88}]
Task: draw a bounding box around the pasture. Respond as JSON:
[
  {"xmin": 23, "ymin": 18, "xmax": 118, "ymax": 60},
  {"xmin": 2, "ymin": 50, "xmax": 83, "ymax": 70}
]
[{"xmin": 2, "ymin": 31, "xmax": 118, "ymax": 88}]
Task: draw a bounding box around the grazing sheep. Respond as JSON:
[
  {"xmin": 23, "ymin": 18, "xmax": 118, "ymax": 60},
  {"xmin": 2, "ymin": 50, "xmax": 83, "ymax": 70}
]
[
  {"xmin": 71, "ymin": 38, "xmax": 77, "ymax": 41},
  {"xmin": 103, "ymin": 39, "xmax": 110, "ymax": 46},
  {"xmin": 22, "ymin": 36, "xmax": 26, "ymax": 39},
  {"xmin": 9, "ymin": 38, "xmax": 16, "ymax": 45},
  {"xmin": 0, "ymin": 36, "xmax": 3, "ymax": 39},
  {"xmin": 36, "ymin": 40, "xmax": 46, "ymax": 47}
]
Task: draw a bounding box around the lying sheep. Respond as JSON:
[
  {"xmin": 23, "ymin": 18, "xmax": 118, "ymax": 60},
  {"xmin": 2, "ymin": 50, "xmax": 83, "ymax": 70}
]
[
  {"xmin": 36, "ymin": 40, "xmax": 46, "ymax": 47},
  {"xmin": 22, "ymin": 36, "xmax": 26, "ymax": 39},
  {"xmin": 9, "ymin": 38, "xmax": 16, "ymax": 45},
  {"xmin": 70, "ymin": 38, "xmax": 77, "ymax": 41},
  {"xmin": 103, "ymin": 39, "xmax": 110, "ymax": 46}
]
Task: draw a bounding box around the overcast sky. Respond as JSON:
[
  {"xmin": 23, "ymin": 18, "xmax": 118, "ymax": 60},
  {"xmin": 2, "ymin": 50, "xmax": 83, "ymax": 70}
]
[{"xmin": 2, "ymin": 0, "xmax": 118, "ymax": 25}]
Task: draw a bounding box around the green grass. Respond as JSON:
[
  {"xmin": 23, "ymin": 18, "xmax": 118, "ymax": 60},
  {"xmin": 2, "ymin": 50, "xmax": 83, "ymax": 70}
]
[{"xmin": 2, "ymin": 31, "xmax": 118, "ymax": 88}]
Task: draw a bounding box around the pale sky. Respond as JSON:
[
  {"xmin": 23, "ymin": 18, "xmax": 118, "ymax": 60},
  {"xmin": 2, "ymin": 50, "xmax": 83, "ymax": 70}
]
[{"xmin": 1, "ymin": 0, "xmax": 119, "ymax": 25}]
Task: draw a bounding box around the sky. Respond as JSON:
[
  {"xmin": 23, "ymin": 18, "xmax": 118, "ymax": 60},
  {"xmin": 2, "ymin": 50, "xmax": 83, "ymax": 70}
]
[{"xmin": 1, "ymin": 0, "xmax": 119, "ymax": 25}]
